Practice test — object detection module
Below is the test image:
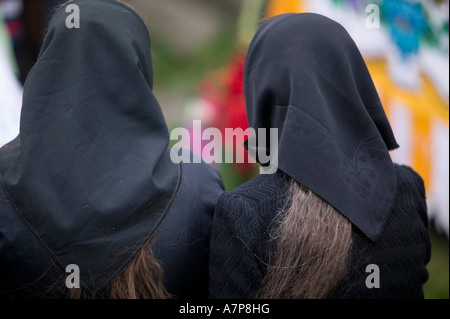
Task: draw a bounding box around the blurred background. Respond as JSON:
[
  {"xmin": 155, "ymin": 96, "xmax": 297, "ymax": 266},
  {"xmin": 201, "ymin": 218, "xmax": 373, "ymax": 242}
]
[{"xmin": 0, "ymin": 0, "xmax": 448, "ymax": 299}]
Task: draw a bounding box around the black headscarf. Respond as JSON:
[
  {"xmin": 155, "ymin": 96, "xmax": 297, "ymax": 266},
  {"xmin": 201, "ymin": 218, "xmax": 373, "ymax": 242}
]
[
  {"xmin": 244, "ymin": 13, "xmax": 399, "ymax": 241},
  {"xmin": 0, "ymin": 0, "xmax": 181, "ymax": 293}
]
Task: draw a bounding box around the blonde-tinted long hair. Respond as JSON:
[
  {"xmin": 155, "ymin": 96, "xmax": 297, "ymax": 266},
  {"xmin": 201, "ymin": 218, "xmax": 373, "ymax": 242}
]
[{"xmin": 257, "ymin": 180, "xmax": 353, "ymax": 299}]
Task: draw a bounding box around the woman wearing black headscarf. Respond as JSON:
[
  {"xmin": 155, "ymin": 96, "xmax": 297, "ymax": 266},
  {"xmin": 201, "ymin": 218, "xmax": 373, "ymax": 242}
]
[
  {"xmin": 209, "ymin": 13, "xmax": 431, "ymax": 299},
  {"xmin": 0, "ymin": 0, "xmax": 224, "ymax": 298}
]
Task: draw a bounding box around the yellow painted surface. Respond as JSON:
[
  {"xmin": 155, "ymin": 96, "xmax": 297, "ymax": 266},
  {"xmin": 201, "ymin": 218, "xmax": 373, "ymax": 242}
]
[
  {"xmin": 367, "ymin": 59, "xmax": 449, "ymax": 190},
  {"xmin": 265, "ymin": 0, "xmax": 305, "ymax": 18}
]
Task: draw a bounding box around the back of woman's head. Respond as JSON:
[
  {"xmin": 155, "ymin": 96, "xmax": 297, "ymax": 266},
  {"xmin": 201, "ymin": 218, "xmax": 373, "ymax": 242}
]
[
  {"xmin": 244, "ymin": 13, "xmax": 400, "ymax": 298},
  {"xmin": 244, "ymin": 13, "xmax": 398, "ymax": 242},
  {"xmin": 0, "ymin": 0, "xmax": 181, "ymax": 297}
]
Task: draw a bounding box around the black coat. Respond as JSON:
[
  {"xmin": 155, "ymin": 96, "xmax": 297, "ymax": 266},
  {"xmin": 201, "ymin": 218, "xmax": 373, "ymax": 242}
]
[
  {"xmin": 209, "ymin": 164, "xmax": 431, "ymax": 299},
  {"xmin": 0, "ymin": 159, "xmax": 224, "ymax": 298}
]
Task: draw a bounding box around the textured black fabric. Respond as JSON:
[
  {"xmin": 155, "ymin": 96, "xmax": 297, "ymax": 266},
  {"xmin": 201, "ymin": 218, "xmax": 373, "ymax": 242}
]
[
  {"xmin": 0, "ymin": 159, "xmax": 224, "ymax": 298},
  {"xmin": 209, "ymin": 165, "xmax": 431, "ymax": 299},
  {"xmin": 0, "ymin": 0, "xmax": 181, "ymax": 293},
  {"xmin": 244, "ymin": 13, "xmax": 399, "ymax": 240},
  {"xmin": 331, "ymin": 165, "xmax": 431, "ymax": 299}
]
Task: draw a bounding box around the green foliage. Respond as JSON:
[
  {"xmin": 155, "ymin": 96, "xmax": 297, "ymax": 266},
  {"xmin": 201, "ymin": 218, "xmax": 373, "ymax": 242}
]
[
  {"xmin": 151, "ymin": 29, "xmax": 237, "ymax": 93},
  {"xmin": 424, "ymin": 226, "xmax": 449, "ymax": 299}
]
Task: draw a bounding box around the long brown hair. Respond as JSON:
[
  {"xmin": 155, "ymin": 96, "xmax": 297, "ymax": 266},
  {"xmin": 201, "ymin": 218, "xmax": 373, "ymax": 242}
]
[
  {"xmin": 257, "ymin": 180, "xmax": 353, "ymax": 299},
  {"xmin": 67, "ymin": 238, "xmax": 171, "ymax": 299}
]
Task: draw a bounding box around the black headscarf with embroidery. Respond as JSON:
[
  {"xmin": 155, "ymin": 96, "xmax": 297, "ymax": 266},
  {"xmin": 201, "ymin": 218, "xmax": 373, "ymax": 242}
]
[{"xmin": 244, "ymin": 13, "xmax": 399, "ymax": 240}]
